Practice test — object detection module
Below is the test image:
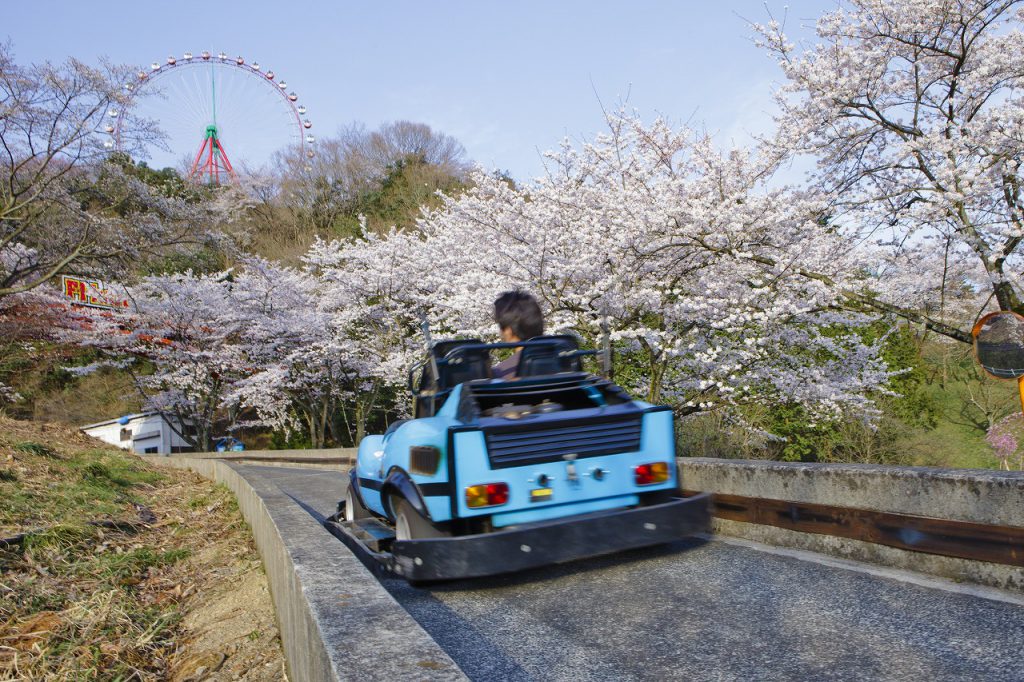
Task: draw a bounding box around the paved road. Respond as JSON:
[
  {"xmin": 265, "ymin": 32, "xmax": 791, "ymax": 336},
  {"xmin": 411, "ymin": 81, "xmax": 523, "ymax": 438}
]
[{"xmin": 238, "ymin": 464, "xmax": 1024, "ymax": 682}]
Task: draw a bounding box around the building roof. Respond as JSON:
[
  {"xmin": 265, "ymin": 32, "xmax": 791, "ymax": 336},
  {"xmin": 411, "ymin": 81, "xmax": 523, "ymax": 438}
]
[{"xmin": 79, "ymin": 411, "xmax": 171, "ymax": 431}]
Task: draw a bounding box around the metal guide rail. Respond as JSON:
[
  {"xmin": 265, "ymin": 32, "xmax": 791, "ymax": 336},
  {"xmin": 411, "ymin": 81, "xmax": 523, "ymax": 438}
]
[{"xmin": 689, "ymin": 490, "xmax": 1024, "ymax": 567}]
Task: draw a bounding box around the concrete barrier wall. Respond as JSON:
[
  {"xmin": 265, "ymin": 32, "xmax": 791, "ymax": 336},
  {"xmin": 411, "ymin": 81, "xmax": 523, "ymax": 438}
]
[
  {"xmin": 149, "ymin": 455, "xmax": 465, "ymax": 682},
  {"xmin": 680, "ymin": 457, "xmax": 1024, "ymax": 592},
  {"xmin": 178, "ymin": 448, "xmax": 357, "ymax": 469}
]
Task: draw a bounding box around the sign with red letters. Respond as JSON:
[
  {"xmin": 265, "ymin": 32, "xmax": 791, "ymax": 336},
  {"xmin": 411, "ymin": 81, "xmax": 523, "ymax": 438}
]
[{"xmin": 60, "ymin": 275, "xmax": 130, "ymax": 310}]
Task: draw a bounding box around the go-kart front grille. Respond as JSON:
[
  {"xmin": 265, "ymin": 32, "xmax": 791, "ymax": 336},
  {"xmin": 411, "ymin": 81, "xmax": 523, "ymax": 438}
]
[{"xmin": 483, "ymin": 416, "xmax": 643, "ymax": 469}]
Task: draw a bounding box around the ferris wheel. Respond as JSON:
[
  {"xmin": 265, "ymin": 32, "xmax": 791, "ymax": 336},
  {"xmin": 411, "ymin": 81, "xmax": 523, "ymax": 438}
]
[{"xmin": 105, "ymin": 51, "xmax": 315, "ymax": 184}]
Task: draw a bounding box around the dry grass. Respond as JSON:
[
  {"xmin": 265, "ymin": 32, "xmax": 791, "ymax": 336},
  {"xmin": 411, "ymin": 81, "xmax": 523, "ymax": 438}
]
[
  {"xmin": 0, "ymin": 417, "xmax": 284, "ymax": 680},
  {"xmin": 32, "ymin": 369, "xmax": 142, "ymax": 428}
]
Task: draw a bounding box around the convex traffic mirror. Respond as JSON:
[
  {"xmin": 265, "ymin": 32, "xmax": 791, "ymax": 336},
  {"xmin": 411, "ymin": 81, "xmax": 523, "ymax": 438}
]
[{"xmin": 973, "ymin": 311, "xmax": 1024, "ymax": 379}]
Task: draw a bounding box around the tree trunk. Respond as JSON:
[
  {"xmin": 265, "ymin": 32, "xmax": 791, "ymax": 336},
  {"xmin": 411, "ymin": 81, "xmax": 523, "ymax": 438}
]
[
  {"xmin": 355, "ymin": 401, "xmax": 366, "ymax": 446},
  {"xmin": 646, "ymin": 348, "xmax": 666, "ymax": 404},
  {"xmin": 305, "ymin": 411, "xmax": 318, "ymax": 449},
  {"xmin": 318, "ymin": 401, "xmax": 329, "ymax": 448},
  {"xmin": 993, "ymin": 278, "xmax": 1023, "ymax": 315}
]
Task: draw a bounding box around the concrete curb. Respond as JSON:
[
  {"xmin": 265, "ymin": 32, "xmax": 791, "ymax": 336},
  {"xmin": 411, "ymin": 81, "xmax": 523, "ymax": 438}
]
[
  {"xmin": 681, "ymin": 457, "xmax": 1024, "ymax": 525},
  {"xmin": 169, "ymin": 448, "xmax": 356, "ymax": 470},
  {"xmin": 148, "ymin": 456, "xmax": 465, "ymax": 682}
]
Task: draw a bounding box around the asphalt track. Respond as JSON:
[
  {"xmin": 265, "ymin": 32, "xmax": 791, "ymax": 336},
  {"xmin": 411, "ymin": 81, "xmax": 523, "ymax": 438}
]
[{"xmin": 238, "ymin": 463, "xmax": 1024, "ymax": 682}]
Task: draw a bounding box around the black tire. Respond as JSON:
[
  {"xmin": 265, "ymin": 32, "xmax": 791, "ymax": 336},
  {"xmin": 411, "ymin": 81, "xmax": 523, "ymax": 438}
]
[
  {"xmin": 392, "ymin": 497, "xmax": 449, "ymax": 540},
  {"xmin": 344, "ymin": 485, "xmax": 372, "ymax": 522}
]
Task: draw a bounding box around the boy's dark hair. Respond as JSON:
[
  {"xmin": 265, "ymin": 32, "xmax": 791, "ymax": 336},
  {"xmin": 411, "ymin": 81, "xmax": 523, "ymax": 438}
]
[{"xmin": 494, "ymin": 290, "xmax": 544, "ymax": 340}]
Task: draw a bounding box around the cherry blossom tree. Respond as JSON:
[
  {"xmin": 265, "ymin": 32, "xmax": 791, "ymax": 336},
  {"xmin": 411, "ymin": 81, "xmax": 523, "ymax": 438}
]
[
  {"xmin": 56, "ymin": 107, "xmax": 904, "ymax": 446},
  {"xmin": 986, "ymin": 411, "xmax": 1024, "ymax": 469},
  {"xmin": 0, "ymin": 44, "xmax": 226, "ymax": 299},
  {"xmin": 224, "ymin": 257, "xmax": 354, "ymax": 448},
  {"xmin": 0, "ymin": 283, "xmax": 83, "ymax": 414},
  {"xmin": 306, "ymin": 229, "xmax": 435, "ymax": 441},
  {"xmin": 309, "ymin": 114, "xmax": 894, "ymax": 423},
  {"xmin": 756, "ymin": 0, "xmax": 1024, "ymax": 342},
  {"xmin": 188, "ymin": 249, "xmax": 424, "ymax": 448},
  {"xmin": 64, "ymin": 252, "xmax": 419, "ymax": 450},
  {"xmin": 69, "ymin": 271, "xmax": 243, "ymax": 451}
]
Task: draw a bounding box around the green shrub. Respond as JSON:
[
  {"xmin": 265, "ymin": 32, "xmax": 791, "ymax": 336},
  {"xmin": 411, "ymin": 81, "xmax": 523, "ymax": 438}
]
[{"xmin": 15, "ymin": 441, "xmax": 59, "ymax": 458}]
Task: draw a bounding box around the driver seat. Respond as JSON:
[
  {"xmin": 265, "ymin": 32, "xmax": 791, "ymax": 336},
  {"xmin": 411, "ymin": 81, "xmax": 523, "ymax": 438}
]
[{"xmin": 516, "ymin": 335, "xmax": 582, "ymax": 377}]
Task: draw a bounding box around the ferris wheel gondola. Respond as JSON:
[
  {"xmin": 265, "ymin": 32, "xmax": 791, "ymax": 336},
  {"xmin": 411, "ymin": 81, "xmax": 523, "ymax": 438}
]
[{"xmin": 107, "ymin": 51, "xmax": 314, "ymax": 184}]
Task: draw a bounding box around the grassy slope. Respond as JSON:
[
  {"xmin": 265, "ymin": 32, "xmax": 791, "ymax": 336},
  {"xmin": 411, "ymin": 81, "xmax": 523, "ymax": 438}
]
[
  {"xmin": 896, "ymin": 375, "xmax": 1013, "ymax": 469},
  {"xmin": 0, "ymin": 417, "xmax": 283, "ymax": 680}
]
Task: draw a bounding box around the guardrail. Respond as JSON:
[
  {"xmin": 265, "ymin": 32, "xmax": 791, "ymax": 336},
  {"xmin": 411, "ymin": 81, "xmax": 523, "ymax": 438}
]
[{"xmin": 680, "ymin": 457, "xmax": 1024, "ymax": 593}]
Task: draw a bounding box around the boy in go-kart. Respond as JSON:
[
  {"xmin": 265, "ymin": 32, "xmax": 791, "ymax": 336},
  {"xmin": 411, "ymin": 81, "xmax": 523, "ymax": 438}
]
[{"xmin": 491, "ymin": 290, "xmax": 544, "ymax": 380}]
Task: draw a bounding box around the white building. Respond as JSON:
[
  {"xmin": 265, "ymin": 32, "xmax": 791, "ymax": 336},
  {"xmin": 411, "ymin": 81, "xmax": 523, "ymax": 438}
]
[{"xmin": 81, "ymin": 412, "xmax": 192, "ymax": 455}]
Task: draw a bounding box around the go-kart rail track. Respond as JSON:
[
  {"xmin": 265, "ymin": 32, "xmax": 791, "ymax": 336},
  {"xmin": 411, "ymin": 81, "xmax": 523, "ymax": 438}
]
[{"xmin": 148, "ymin": 452, "xmax": 1024, "ymax": 682}]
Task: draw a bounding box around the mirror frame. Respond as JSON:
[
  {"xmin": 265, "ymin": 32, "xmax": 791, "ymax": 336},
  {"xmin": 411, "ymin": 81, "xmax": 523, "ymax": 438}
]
[{"xmin": 971, "ymin": 310, "xmax": 1024, "ymax": 380}]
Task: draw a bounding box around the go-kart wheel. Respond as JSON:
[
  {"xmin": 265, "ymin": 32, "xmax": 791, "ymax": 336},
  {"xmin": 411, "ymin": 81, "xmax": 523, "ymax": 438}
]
[
  {"xmin": 392, "ymin": 497, "xmax": 449, "ymax": 540},
  {"xmin": 344, "ymin": 485, "xmax": 372, "ymax": 522}
]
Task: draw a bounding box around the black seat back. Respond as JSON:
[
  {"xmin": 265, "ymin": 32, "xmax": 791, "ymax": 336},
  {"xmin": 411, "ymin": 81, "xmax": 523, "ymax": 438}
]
[
  {"xmin": 438, "ymin": 339, "xmax": 491, "ymax": 387},
  {"xmin": 516, "ymin": 335, "xmax": 582, "ymax": 378},
  {"xmin": 415, "ymin": 339, "xmax": 491, "ymax": 417}
]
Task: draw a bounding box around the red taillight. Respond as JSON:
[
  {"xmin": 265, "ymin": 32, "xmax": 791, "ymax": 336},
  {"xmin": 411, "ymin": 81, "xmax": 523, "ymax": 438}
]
[
  {"xmin": 486, "ymin": 483, "xmax": 509, "ymax": 505},
  {"xmin": 635, "ymin": 462, "xmax": 670, "ymax": 485},
  {"xmin": 466, "ymin": 482, "xmax": 510, "ymax": 507}
]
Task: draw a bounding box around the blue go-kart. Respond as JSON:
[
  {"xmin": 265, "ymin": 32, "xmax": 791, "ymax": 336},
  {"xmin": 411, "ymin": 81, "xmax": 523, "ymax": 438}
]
[{"xmin": 328, "ymin": 334, "xmax": 711, "ymax": 582}]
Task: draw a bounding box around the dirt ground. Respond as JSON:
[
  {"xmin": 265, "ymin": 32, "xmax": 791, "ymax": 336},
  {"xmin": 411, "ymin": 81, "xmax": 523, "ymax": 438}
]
[
  {"xmin": 171, "ymin": 551, "xmax": 284, "ymax": 682},
  {"xmin": 0, "ymin": 416, "xmax": 287, "ymax": 680}
]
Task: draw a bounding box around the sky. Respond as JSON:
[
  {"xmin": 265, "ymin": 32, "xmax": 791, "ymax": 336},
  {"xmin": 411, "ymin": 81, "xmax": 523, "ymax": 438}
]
[{"xmin": 5, "ymin": 0, "xmax": 837, "ymax": 182}]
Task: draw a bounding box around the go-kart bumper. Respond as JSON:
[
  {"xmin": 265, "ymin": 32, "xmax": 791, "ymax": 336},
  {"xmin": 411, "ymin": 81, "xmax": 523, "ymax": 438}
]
[{"xmin": 389, "ymin": 492, "xmax": 712, "ymax": 582}]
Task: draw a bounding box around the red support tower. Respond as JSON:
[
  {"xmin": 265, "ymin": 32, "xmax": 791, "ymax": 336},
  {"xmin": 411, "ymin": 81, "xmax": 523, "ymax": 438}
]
[{"xmin": 188, "ymin": 124, "xmax": 236, "ymax": 184}]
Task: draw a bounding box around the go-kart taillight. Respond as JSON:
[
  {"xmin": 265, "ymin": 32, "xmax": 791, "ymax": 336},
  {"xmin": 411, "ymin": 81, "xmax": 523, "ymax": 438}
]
[
  {"xmin": 466, "ymin": 482, "xmax": 510, "ymax": 508},
  {"xmin": 635, "ymin": 462, "xmax": 670, "ymax": 485}
]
